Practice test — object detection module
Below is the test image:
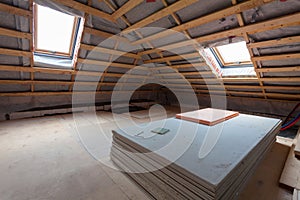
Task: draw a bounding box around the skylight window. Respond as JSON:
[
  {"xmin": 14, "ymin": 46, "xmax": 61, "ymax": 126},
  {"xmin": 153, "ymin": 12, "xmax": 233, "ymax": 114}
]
[
  {"xmin": 34, "ymin": 4, "xmax": 81, "ymax": 58},
  {"xmin": 213, "ymin": 41, "xmax": 252, "ymax": 67}
]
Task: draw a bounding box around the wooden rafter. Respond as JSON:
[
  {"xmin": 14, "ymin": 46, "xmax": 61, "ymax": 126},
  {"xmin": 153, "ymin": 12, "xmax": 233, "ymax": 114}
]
[
  {"xmin": 144, "ymin": 52, "xmax": 200, "ymax": 63},
  {"xmin": 112, "ymin": 0, "xmax": 143, "ymax": 20},
  {"xmin": 0, "ymin": 2, "xmax": 32, "ymax": 18},
  {"xmin": 80, "ymin": 44, "xmax": 140, "ymax": 59},
  {"xmin": 51, "ymin": 0, "xmax": 114, "ymax": 22},
  {"xmin": 0, "ymin": 48, "xmax": 32, "ymax": 57},
  {"xmin": 140, "ymin": 12, "xmax": 300, "ymax": 55},
  {"xmin": 248, "ymin": 36, "xmax": 300, "ymax": 48},
  {"xmin": 256, "ymin": 66, "xmax": 300, "ymax": 73},
  {"xmin": 122, "ymin": 0, "xmax": 198, "ymax": 32},
  {"xmin": 0, "ymin": 27, "xmax": 31, "ymax": 40},
  {"xmin": 132, "ymin": 0, "xmax": 275, "ymax": 45},
  {"xmin": 0, "ymin": 0, "xmax": 298, "ymax": 101}
]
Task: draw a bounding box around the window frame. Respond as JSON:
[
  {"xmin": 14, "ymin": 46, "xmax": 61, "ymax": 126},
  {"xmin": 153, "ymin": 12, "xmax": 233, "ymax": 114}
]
[
  {"xmin": 212, "ymin": 42, "xmax": 252, "ymax": 67},
  {"xmin": 33, "ymin": 4, "xmax": 80, "ymax": 58}
]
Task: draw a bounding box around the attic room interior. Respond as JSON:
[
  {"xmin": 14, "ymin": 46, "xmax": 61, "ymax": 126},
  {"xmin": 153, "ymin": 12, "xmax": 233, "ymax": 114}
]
[{"xmin": 0, "ymin": 0, "xmax": 300, "ymax": 199}]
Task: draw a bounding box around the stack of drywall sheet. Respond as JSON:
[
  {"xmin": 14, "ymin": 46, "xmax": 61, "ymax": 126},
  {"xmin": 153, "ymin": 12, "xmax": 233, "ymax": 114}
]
[{"xmin": 111, "ymin": 113, "xmax": 281, "ymax": 200}]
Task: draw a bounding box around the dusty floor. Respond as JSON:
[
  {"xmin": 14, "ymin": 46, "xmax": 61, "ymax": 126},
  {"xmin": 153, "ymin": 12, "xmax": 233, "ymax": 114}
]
[
  {"xmin": 0, "ymin": 109, "xmax": 169, "ymax": 200},
  {"xmin": 0, "ymin": 107, "xmax": 292, "ymax": 200}
]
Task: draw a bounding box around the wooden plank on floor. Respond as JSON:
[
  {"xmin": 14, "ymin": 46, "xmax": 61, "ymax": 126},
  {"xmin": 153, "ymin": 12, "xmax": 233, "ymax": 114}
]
[
  {"xmin": 293, "ymin": 189, "xmax": 300, "ymax": 200},
  {"xmin": 280, "ymin": 144, "xmax": 300, "ymax": 190},
  {"xmin": 239, "ymin": 142, "xmax": 291, "ymax": 200},
  {"xmin": 294, "ymin": 128, "xmax": 300, "ymax": 158}
]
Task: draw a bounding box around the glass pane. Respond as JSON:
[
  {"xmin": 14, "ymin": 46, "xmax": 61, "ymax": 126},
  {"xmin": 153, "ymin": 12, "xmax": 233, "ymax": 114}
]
[
  {"xmin": 216, "ymin": 41, "xmax": 251, "ymax": 64},
  {"xmin": 36, "ymin": 5, "xmax": 75, "ymax": 54}
]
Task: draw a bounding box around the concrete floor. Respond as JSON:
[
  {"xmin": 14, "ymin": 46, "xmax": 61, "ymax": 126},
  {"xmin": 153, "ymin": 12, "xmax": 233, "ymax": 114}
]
[
  {"xmin": 0, "ymin": 109, "xmax": 169, "ymax": 200},
  {"xmin": 0, "ymin": 107, "xmax": 292, "ymax": 200}
]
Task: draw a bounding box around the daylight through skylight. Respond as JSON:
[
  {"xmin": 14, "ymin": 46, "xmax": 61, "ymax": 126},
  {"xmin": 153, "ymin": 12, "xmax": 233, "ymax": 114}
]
[
  {"xmin": 215, "ymin": 41, "xmax": 252, "ymax": 66},
  {"xmin": 35, "ymin": 4, "xmax": 77, "ymax": 55}
]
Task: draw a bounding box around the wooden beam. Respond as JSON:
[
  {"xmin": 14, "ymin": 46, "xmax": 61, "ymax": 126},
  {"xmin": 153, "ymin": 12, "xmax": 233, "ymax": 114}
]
[
  {"xmin": 123, "ymin": 0, "xmax": 198, "ymax": 32},
  {"xmin": 248, "ymin": 36, "xmax": 300, "ymax": 49},
  {"xmin": 80, "ymin": 43, "xmax": 140, "ymax": 59},
  {"xmin": 156, "ymin": 71, "xmax": 212, "ymax": 76},
  {"xmin": 144, "ymin": 52, "xmax": 200, "ymax": 63},
  {"xmin": 0, "ymin": 65, "xmax": 148, "ymax": 77},
  {"xmin": 232, "ymin": 0, "xmax": 267, "ymax": 99},
  {"xmin": 256, "ymin": 66, "xmax": 300, "ymax": 73},
  {"xmin": 195, "ymin": 89, "xmax": 300, "ymax": 99},
  {"xmin": 0, "ymin": 48, "xmax": 32, "ymax": 57},
  {"xmin": 132, "ymin": 0, "xmax": 274, "ymax": 45},
  {"xmin": 0, "ymin": 65, "xmax": 74, "ymax": 75},
  {"xmin": 0, "ymin": 90, "xmax": 153, "ymax": 97},
  {"xmin": 295, "ymin": 129, "xmax": 300, "ymax": 158},
  {"xmin": 280, "ymin": 144, "xmax": 300, "ymax": 189},
  {"xmin": 140, "ymin": 12, "xmax": 300, "ymax": 55},
  {"xmin": 0, "ymin": 80, "xmax": 116, "ymax": 86},
  {"xmin": 263, "ymin": 86, "xmax": 300, "ymax": 91},
  {"xmin": 84, "ymin": 27, "xmax": 129, "ymax": 42},
  {"xmin": 77, "ymin": 58, "xmax": 140, "ymax": 69},
  {"xmin": 29, "ymin": 0, "xmax": 35, "ymax": 92},
  {"xmin": 112, "ymin": 0, "xmax": 143, "ymax": 20},
  {"xmin": 180, "ymin": 83, "xmax": 300, "ymax": 91},
  {"xmin": 252, "ymin": 53, "xmax": 300, "ymax": 61},
  {"xmin": 218, "ymin": 78, "xmax": 259, "ymax": 82},
  {"xmin": 0, "ymin": 27, "xmax": 31, "ymax": 39},
  {"xmin": 52, "ymin": 0, "xmax": 114, "ymax": 22},
  {"xmin": 0, "ymin": 77, "xmax": 152, "ymax": 86},
  {"xmin": 260, "ymin": 77, "xmax": 300, "ymax": 82},
  {"xmin": 267, "ymin": 93, "xmax": 300, "ymax": 99},
  {"xmin": 153, "ymin": 62, "xmax": 207, "ymax": 70},
  {"xmin": 0, "ymin": 2, "xmax": 32, "ymax": 18}
]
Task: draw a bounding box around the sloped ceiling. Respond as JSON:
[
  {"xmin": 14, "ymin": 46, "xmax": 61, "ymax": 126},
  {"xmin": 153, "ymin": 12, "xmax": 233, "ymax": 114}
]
[{"xmin": 0, "ymin": 0, "xmax": 299, "ymax": 115}]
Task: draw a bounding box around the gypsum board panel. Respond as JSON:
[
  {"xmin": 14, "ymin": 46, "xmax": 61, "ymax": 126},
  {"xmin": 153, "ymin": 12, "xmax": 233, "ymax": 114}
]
[
  {"xmin": 112, "ymin": 134, "xmax": 276, "ymax": 200},
  {"xmin": 112, "ymin": 133, "xmax": 216, "ymax": 194},
  {"xmin": 112, "ymin": 119, "xmax": 280, "ymax": 197},
  {"xmin": 111, "ymin": 147, "xmax": 203, "ymax": 200},
  {"xmin": 112, "ymin": 139, "xmax": 215, "ymax": 199},
  {"xmin": 218, "ymin": 138, "xmax": 276, "ymax": 200},
  {"xmin": 112, "ymin": 137, "xmax": 276, "ymax": 200},
  {"xmin": 111, "ymin": 130, "xmax": 276, "ymax": 198},
  {"xmin": 111, "ymin": 154, "xmax": 166, "ymax": 200},
  {"xmin": 214, "ymin": 124, "xmax": 281, "ymax": 197},
  {"xmin": 112, "ymin": 115, "xmax": 281, "ymax": 191},
  {"xmin": 112, "ymin": 124, "xmax": 279, "ymax": 200},
  {"xmin": 112, "ymin": 139, "xmax": 214, "ymax": 197},
  {"xmin": 230, "ymin": 139, "xmax": 276, "ymax": 200},
  {"xmin": 112, "ymin": 131, "xmax": 218, "ymax": 193},
  {"xmin": 111, "ymin": 143, "xmax": 210, "ymax": 200},
  {"xmin": 110, "ymin": 150, "xmax": 189, "ymax": 200}
]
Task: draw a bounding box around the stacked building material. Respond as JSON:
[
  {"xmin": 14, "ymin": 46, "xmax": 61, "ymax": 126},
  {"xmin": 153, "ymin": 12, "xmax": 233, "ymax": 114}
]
[{"xmin": 111, "ymin": 113, "xmax": 281, "ymax": 200}]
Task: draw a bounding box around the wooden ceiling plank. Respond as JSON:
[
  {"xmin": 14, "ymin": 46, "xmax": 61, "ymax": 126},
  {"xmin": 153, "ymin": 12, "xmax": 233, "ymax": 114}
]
[
  {"xmin": 80, "ymin": 43, "xmax": 140, "ymax": 59},
  {"xmin": 248, "ymin": 36, "xmax": 300, "ymax": 48},
  {"xmin": 0, "ymin": 2, "xmax": 32, "ymax": 18},
  {"xmin": 252, "ymin": 53, "xmax": 300, "ymax": 61},
  {"xmin": 0, "ymin": 48, "xmax": 32, "ymax": 57},
  {"xmin": 52, "ymin": 0, "xmax": 114, "ymax": 22},
  {"xmin": 144, "ymin": 52, "xmax": 200, "ymax": 63},
  {"xmin": 232, "ymin": 0, "xmax": 267, "ymax": 99},
  {"xmin": 123, "ymin": 0, "xmax": 198, "ymax": 32},
  {"xmin": 112, "ymin": 0, "xmax": 143, "ymax": 20},
  {"xmin": 256, "ymin": 66, "xmax": 300, "ymax": 73},
  {"xmin": 0, "ymin": 90, "xmax": 153, "ymax": 97},
  {"xmin": 260, "ymin": 77, "xmax": 300, "ymax": 82},
  {"xmin": 84, "ymin": 27, "xmax": 129, "ymax": 42},
  {"xmin": 0, "ymin": 27, "xmax": 31, "ymax": 40},
  {"xmin": 140, "ymin": 12, "xmax": 300, "ymax": 55},
  {"xmin": 133, "ymin": 0, "xmax": 274, "ymax": 45}
]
